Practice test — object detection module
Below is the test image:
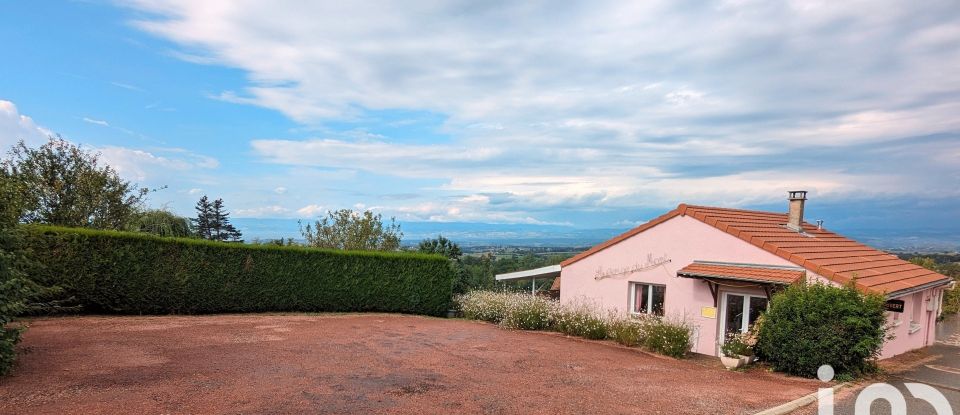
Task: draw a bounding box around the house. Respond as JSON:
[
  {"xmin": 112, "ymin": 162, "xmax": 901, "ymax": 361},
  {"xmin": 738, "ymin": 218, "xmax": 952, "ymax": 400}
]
[{"xmin": 496, "ymin": 191, "xmax": 955, "ymax": 359}]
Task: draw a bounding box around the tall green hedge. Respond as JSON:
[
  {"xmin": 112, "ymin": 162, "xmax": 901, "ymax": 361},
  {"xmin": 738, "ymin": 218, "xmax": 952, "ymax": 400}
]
[{"xmin": 20, "ymin": 226, "xmax": 454, "ymax": 316}]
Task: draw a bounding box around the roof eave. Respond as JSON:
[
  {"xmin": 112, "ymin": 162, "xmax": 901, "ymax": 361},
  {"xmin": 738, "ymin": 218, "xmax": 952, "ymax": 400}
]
[
  {"xmin": 677, "ymin": 272, "xmax": 795, "ymax": 285},
  {"xmin": 882, "ymin": 278, "xmax": 954, "ymax": 299}
]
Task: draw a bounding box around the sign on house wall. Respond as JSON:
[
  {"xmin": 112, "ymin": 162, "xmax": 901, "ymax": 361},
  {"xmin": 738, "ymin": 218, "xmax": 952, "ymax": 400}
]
[
  {"xmin": 593, "ymin": 253, "xmax": 671, "ymax": 280},
  {"xmin": 884, "ymin": 299, "xmax": 905, "ymax": 313}
]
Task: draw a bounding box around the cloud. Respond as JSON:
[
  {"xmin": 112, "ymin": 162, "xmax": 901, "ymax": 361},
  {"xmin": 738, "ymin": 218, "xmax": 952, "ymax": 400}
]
[
  {"xmin": 110, "ymin": 81, "xmax": 144, "ymax": 92},
  {"xmin": 273, "ymin": 186, "xmax": 287, "ymax": 194},
  {"xmin": 97, "ymin": 146, "xmax": 219, "ymax": 182},
  {"xmin": 187, "ymin": 188, "xmax": 203, "ymax": 195},
  {"xmin": 251, "ymin": 138, "xmax": 501, "ymax": 177},
  {"xmin": 122, "ymin": 1, "xmax": 960, "ymax": 224},
  {"xmin": 296, "ymin": 204, "xmax": 326, "ymax": 217},
  {"xmin": 0, "ymin": 100, "xmax": 51, "ymax": 149},
  {"xmin": 234, "ymin": 205, "xmax": 291, "ymax": 218},
  {"xmin": 82, "ymin": 117, "xmax": 110, "ymax": 127}
]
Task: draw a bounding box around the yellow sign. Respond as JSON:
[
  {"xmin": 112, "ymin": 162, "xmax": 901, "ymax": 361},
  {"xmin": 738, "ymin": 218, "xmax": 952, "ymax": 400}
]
[{"xmin": 701, "ymin": 306, "xmax": 717, "ymax": 319}]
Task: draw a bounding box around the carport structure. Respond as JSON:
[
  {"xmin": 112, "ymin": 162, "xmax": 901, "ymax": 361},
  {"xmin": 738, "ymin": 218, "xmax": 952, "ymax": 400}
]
[{"xmin": 495, "ymin": 264, "xmax": 561, "ymax": 294}]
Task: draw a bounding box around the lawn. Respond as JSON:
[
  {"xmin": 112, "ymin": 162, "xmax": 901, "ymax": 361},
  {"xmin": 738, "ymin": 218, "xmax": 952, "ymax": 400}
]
[{"xmin": 0, "ymin": 314, "xmax": 819, "ymax": 414}]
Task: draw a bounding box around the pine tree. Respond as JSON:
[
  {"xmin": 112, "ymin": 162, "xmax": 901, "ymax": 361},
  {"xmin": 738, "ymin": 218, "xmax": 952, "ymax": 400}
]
[
  {"xmin": 209, "ymin": 198, "xmax": 242, "ymax": 242},
  {"xmin": 192, "ymin": 196, "xmax": 213, "ymax": 239},
  {"xmin": 210, "ymin": 198, "xmax": 225, "ymax": 240}
]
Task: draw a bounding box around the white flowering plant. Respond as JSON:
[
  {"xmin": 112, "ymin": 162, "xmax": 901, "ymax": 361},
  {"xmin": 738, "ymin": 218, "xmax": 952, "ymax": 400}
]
[{"xmin": 456, "ymin": 290, "xmax": 693, "ymax": 358}]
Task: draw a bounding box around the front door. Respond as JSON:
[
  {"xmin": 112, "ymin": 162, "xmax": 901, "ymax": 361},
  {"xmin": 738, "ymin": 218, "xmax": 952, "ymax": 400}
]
[{"xmin": 720, "ymin": 293, "xmax": 768, "ymax": 341}]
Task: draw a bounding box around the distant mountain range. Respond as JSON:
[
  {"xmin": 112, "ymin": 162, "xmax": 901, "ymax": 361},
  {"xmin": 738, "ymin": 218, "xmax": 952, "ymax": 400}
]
[{"xmin": 231, "ymin": 218, "xmax": 960, "ymax": 253}]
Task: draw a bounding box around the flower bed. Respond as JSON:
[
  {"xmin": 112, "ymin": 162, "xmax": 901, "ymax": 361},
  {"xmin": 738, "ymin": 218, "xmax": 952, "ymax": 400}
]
[{"xmin": 456, "ymin": 290, "xmax": 692, "ymax": 358}]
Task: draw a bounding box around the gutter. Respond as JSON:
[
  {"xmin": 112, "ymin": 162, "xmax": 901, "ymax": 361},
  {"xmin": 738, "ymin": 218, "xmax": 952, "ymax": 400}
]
[{"xmin": 885, "ymin": 278, "xmax": 954, "ymax": 299}]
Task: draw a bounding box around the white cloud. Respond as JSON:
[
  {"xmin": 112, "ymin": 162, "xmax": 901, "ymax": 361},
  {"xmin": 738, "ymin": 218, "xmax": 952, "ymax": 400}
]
[
  {"xmin": 82, "ymin": 117, "xmax": 110, "ymax": 127},
  {"xmin": 187, "ymin": 188, "xmax": 203, "ymax": 195},
  {"xmin": 234, "ymin": 205, "xmax": 291, "ymax": 218},
  {"xmin": 0, "ymin": 100, "xmax": 51, "ymax": 150},
  {"xmin": 97, "ymin": 146, "xmax": 219, "ymax": 182},
  {"xmin": 273, "ymin": 186, "xmax": 287, "ymax": 194},
  {"xmin": 251, "ymin": 138, "xmax": 501, "ymax": 177},
  {"xmin": 296, "ymin": 204, "xmax": 326, "ymax": 217},
  {"xmin": 120, "ymin": 2, "xmax": 960, "ymax": 224},
  {"xmin": 110, "ymin": 81, "xmax": 144, "ymax": 92}
]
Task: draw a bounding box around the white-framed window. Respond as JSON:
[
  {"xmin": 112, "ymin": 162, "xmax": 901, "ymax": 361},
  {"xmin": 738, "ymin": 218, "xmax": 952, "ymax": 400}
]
[
  {"xmin": 629, "ymin": 282, "xmax": 665, "ymax": 316},
  {"xmin": 909, "ymin": 292, "xmax": 923, "ymax": 334}
]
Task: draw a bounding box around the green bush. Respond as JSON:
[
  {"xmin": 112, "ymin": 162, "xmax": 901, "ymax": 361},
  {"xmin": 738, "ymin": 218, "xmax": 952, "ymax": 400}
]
[
  {"xmin": 756, "ymin": 282, "xmax": 887, "ymax": 378},
  {"xmin": 456, "ymin": 291, "xmax": 511, "ymax": 323},
  {"xmin": 553, "ymin": 303, "xmax": 608, "ymax": 340},
  {"xmin": 19, "ymin": 225, "xmax": 454, "ymax": 316},
  {"xmin": 0, "ymin": 278, "xmax": 30, "ymax": 376},
  {"xmin": 500, "ymin": 294, "xmax": 555, "ymax": 330},
  {"xmin": 644, "ymin": 317, "xmax": 692, "ymax": 358},
  {"xmin": 606, "ymin": 314, "xmax": 649, "ymax": 347},
  {"xmin": 457, "ymin": 290, "xmax": 697, "ymax": 358}
]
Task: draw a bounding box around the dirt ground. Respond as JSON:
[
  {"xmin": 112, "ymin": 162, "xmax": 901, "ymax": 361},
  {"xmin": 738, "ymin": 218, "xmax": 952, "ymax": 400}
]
[{"xmin": 0, "ymin": 314, "xmax": 820, "ymax": 414}]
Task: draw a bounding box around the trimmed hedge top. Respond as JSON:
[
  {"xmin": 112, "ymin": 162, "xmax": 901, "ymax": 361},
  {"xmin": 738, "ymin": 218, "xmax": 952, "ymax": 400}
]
[{"xmin": 21, "ymin": 225, "xmax": 454, "ymax": 316}]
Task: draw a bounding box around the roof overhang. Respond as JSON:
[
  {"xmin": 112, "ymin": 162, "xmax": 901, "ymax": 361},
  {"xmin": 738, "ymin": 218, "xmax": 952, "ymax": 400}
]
[
  {"xmin": 884, "ymin": 278, "xmax": 954, "ymax": 299},
  {"xmin": 495, "ymin": 264, "xmax": 561, "ymax": 281},
  {"xmin": 676, "ymin": 260, "xmax": 806, "ymax": 286}
]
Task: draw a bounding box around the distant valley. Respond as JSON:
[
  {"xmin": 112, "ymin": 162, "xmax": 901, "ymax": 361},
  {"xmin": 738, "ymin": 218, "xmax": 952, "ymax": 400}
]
[{"xmin": 231, "ymin": 218, "xmax": 960, "ymax": 253}]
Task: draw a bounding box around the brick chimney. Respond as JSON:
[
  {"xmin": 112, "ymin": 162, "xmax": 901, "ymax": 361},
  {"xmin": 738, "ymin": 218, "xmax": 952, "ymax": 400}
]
[{"xmin": 787, "ymin": 191, "xmax": 807, "ymax": 231}]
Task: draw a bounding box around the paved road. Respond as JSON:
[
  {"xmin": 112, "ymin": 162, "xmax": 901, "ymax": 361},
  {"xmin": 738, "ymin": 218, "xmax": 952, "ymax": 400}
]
[
  {"xmin": 825, "ymin": 316, "xmax": 959, "ymax": 415},
  {"xmin": 936, "ymin": 314, "xmax": 960, "ymax": 347}
]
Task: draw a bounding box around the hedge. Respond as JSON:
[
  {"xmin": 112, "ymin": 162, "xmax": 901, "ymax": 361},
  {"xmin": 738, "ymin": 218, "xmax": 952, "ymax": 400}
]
[
  {"xmin": 19, "ymin": 226, "xmax": 454, "ymax": 316},
  {"xmin": 755, "ymin": 282, "xmax": 887, "ymax": 379}
]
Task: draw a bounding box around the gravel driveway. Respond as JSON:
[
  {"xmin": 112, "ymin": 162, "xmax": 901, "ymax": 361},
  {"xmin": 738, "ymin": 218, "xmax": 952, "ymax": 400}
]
[{"xmin": 0, "ymin": 314, "xmax": 819, "ymax": 414}]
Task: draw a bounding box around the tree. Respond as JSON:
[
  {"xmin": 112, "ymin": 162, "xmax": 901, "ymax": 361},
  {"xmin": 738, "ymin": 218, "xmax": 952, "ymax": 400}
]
[
  {"xmin": 2, "ymin": 136, "xmax": 148, "ymax": 229},
  {"xmin": 129, "ymin": 209, "xmax": 193, "ymax": 238},
  {"xmin": 418, "ymin": 235, "xmax": 468, "ymax": 294},
  {"xmin": 209, "ymin": 198, "xmax": 241, "ymax": 242},
  {"xmin": 417, "ymin": 235, "xmax": 462, "ymax": 260},
  {"xmin": 192, "ymin": 196, "xmax": 213, "ymax": 239},
  {"xmin": 300, "ymin": 209, "xmax": 402, "ymax": 251},
  {"xmin": 250, "ymin": 238, "xmax": 297, "ymax": 246},
  {"xmin": 192, "ymin": 196, "xmax": 242, "ymax": 242},
  {"xmin": 910, "ymin": 257, "xmax": 959, "ymax": 316}
]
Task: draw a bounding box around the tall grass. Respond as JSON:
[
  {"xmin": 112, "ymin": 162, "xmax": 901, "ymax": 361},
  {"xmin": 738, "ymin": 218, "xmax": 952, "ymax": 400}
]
[{"xmin": 455, "ymin": 290, "xmax": 693, "ymax": 358}]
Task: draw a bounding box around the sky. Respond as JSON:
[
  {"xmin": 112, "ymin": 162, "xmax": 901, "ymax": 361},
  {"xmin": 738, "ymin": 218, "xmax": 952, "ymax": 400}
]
[{"xmin": 1, "ymin": 1, "xmax": 959, "ymax": 239}]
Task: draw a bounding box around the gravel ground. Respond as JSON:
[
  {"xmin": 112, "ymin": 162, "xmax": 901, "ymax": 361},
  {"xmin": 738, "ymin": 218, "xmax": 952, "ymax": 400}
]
[{"xmin": 0, "ymin": 314, "xmax": 819, "ymax": 414}]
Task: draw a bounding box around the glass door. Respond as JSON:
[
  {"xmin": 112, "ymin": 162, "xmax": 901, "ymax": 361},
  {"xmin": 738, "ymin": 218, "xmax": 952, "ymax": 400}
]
[{"xmin": 721, "ymin": 293, "xmax": 768, "ymax": 339}]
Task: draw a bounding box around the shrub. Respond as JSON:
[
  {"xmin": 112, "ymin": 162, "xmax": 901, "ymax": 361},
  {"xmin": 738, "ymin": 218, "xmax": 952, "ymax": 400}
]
[
  {"xmin": 500, "ymin": 294, "xmax": 555, "ymax": 330},
  {"xmin": 19, "ymin": 226, "xmax": 454, "ymax": 316},
  {"xmin": 606, "ymin": 313, "xmax": 649, "ymax": 347},
  {"xmin": 457, "ymin": 290, "xmax": 695, "ymax": 359},
  {"xmin": 456, "ymin": 291, "xmax": 511, "ymax": 323},
  {"xmin": 756, "ymin": 281, "xmax": 887, "ymax": 378},
  {"xmin": 0, "ymin": 278, "xmax": 31, "ymax": 376},
  {"xmin": 553, "ymin": 302, "xmax": 608, "ymax": 340},
  {"xmin": 644, "ymin": 317, "xmax": 693, "ymax": 358}
]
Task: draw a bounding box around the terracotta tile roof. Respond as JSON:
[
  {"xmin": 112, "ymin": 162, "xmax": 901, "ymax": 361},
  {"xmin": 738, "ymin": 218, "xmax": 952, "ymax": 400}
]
[
  {"xmin": 562, "ymin": 204, "xmax": 952, "ymax": 296},
  {"xmin": 677, "ymin": 261, "xmax": 805, "ymax": 285},
  {"xmin": 549, "ymin": 276, "xmax": 561, "ymax": 291}
]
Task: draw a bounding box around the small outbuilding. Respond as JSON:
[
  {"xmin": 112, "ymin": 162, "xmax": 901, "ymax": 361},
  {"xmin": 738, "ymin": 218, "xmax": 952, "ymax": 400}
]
[{"xmin": 499, "ymin": 191, "xmax": 955, "ymax": 359}]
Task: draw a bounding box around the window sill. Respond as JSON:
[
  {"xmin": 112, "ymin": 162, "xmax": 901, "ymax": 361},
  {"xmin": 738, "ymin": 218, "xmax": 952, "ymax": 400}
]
[
  {"xmin": 908, "ymin": 322, "xmax": 922, "ymax": 335},
  {"xmin": 890, "ymin": 320, "xmax": 902, "ymax": 328}
]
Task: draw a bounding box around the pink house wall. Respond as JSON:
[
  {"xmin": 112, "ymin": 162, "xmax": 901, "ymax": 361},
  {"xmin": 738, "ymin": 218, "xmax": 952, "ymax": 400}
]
[
  {"xmin": 880, "ymin": 287, "xmax": 944, "ymax": 358},
  {"xmin": 559, "ymin": 214, "xmax": 943, "ymax": 358}
]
